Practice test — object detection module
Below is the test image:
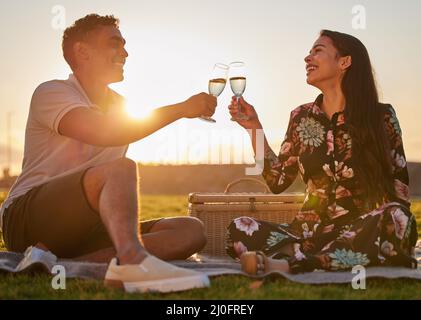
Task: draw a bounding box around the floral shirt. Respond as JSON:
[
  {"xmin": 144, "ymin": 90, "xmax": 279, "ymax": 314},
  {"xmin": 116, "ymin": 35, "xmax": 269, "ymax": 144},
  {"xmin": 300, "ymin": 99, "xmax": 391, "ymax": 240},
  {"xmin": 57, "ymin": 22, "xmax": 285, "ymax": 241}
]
[{"xmin": 262, "ymin": 94, "xmax": 410, "ymax": 229}]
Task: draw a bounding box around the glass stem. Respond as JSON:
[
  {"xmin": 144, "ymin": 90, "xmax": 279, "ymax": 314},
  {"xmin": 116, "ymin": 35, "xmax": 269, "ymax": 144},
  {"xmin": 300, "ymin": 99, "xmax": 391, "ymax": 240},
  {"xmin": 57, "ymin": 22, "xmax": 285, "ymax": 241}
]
[{"xmin": 236, "ymin": 95, "xmax": 241, "ymax": 114}]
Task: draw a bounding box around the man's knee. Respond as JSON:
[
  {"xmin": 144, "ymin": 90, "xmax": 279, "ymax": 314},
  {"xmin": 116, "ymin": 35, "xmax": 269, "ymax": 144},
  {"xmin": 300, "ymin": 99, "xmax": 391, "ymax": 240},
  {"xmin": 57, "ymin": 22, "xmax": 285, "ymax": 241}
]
[
  {"xmin": 82, "ymin": 158, "xmax": 138, "ymax": 211},
  {"xmin": 82, "ymin": 158, "xmax": 136, "ymax": 190},
  {"xmin": 153, "ymin": 216, "xmax": 207, "ymax": 253},
  {"xmin": 182, "ymin": 217, "xmax": 207, "ymax": 252},
  {"xmin": 108, "ymin": 157, "xmax": 138, "ymax": 176},
  {"xmin": 94, "ymin": 157, "xmax": 138, "ymax": 183}
]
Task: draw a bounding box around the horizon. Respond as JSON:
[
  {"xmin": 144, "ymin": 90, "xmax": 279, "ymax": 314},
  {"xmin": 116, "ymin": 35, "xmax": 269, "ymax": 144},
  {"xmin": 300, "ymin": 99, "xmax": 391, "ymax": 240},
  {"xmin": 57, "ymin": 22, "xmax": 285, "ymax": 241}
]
[{"xmin": 2, "ymin": 161, "xmax": 421, "ymax": 179}]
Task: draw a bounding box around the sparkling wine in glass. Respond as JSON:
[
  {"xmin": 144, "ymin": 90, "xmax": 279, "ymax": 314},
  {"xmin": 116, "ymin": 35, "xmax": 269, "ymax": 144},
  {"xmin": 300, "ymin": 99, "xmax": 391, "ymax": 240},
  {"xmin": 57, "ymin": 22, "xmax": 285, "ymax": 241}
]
[
  {"xmin": 229, "ymin": 61, "xmax": 249, "ymax": 121},
  {"xmin": 209, "ymin": 78, "xmax": 226, "ymax": 97},
  {"xmin": 200, "ymin": 63, "xmax": 229, "ymax": 123}
]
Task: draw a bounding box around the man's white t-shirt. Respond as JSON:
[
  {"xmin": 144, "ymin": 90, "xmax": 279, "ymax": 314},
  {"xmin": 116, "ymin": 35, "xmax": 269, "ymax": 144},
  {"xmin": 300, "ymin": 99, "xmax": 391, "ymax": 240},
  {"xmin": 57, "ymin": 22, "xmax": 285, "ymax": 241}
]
[{"xmin": 0, "ymin": 74, "xmax": 128, "ymax": 230}]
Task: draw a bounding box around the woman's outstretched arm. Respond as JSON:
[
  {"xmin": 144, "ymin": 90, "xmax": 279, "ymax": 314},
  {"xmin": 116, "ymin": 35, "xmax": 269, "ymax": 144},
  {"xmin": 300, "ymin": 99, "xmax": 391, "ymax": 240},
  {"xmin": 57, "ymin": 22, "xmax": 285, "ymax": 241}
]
[{"xmin": 229, "ymin": 97, "xmax": 300, "ymax": 193}]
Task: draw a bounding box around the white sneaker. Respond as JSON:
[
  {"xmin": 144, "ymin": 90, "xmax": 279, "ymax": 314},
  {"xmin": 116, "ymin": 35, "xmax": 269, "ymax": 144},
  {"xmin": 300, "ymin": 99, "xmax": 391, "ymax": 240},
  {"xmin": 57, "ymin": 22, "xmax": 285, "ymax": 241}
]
[{"xmin": 104, "ymin": 255, "xmax": 210, "ymax": 293}]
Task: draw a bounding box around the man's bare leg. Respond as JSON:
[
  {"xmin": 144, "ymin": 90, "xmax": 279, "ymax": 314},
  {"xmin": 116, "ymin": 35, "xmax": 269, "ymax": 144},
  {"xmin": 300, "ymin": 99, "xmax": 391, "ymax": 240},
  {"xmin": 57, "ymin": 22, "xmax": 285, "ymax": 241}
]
[
  {"xmin": 78, "ymin": 158, "xmax": 206, "ymax": 264},
  {"xmin": 82, "ymin": 158, "xmax": 146, "ymax": 265},
  {"xmin": 140, "ymin": 217, "xmax": 206, "ymax": 260},
  {"xmin": 74, "ymin": 217, "xmax": 206, "ymax": 263}
]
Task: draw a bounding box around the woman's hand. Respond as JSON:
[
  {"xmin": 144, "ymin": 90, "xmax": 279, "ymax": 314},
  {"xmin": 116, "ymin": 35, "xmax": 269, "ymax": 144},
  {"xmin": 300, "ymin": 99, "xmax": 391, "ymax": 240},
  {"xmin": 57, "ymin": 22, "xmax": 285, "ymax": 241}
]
[{"xmin": 228, "ymin": 96, "xmax": 262, "ymax": 129}]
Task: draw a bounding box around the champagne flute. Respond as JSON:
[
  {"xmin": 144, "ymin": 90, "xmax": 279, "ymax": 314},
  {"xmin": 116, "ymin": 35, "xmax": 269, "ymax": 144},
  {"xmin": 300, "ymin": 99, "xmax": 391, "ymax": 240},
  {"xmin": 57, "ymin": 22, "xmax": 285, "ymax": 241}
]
[
  {"xmin": 229, "ymin": 61, "xmax": 249, "ymax": 121},
  {"xmin": 200, "ymin": 63, "xmax": 229, "ymax": 123}
]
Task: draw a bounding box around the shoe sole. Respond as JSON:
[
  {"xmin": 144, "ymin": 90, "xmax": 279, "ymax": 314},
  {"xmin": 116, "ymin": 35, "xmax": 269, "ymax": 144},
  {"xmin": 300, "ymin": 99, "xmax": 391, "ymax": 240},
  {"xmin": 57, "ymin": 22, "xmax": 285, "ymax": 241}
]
[{"xmin": 104, "ymin": 274, "xmax": 210, "ymax": 293}]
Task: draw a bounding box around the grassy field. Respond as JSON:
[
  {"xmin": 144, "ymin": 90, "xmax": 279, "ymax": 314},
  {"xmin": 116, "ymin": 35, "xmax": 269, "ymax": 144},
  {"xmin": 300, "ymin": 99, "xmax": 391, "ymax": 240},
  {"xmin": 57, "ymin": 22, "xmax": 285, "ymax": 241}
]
[{"xmin": 0, "ymin": 192, "xmax": 420, "ymax": 300}]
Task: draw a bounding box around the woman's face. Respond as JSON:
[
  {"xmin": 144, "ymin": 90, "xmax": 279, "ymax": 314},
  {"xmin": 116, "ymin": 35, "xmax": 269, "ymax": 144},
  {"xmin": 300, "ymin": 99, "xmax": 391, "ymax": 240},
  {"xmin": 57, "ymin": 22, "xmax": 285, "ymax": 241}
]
[{"xmin": 304, "ymin": 36, "xmax": 351, "ymax": 89}]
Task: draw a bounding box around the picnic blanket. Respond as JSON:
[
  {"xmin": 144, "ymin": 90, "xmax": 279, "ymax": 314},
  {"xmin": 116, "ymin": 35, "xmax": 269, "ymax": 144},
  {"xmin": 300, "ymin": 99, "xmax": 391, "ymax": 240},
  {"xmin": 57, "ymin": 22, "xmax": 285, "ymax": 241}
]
[{"xmin": 1, "ymin": 241, "xmax": 421, "ymax": 285}]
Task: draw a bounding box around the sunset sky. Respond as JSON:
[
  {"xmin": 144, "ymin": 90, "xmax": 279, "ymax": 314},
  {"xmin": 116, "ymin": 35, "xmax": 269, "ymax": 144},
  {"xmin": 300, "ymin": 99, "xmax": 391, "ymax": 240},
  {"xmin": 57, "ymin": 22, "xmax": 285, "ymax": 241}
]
[{"xmin": 1, "ymin": 0, "xmax": 420, "ymax": 174}]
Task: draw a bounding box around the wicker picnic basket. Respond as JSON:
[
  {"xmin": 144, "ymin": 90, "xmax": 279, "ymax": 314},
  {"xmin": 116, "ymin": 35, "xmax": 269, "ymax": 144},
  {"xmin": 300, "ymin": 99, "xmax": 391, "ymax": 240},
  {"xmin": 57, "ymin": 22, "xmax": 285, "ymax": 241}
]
[{"xmin": 188, "ymin": 178, "xmax": 305, "ymax": 256}]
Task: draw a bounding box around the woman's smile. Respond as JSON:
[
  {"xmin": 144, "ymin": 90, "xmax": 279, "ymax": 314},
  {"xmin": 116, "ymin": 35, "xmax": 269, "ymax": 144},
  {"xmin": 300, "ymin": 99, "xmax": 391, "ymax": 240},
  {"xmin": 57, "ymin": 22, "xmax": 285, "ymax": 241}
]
[{"xmin": 306, "ymin": 63, "xmax": 319, "ymax": 76}]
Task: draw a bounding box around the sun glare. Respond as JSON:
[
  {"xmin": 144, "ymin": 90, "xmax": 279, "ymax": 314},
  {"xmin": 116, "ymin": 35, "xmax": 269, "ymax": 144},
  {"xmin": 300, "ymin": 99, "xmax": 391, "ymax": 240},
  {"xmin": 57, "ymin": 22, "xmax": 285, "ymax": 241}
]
[{"xmin": 125, "ymin": 100, "xmax": 152, "ymax": 119}]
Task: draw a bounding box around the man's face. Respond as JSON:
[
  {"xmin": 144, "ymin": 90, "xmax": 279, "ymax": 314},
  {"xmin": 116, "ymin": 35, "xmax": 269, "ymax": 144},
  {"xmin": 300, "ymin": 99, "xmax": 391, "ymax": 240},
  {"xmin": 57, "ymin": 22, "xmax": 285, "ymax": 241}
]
[{"xmin": 79, "ymin": 25, "xmax": 128, "ymax": 84}]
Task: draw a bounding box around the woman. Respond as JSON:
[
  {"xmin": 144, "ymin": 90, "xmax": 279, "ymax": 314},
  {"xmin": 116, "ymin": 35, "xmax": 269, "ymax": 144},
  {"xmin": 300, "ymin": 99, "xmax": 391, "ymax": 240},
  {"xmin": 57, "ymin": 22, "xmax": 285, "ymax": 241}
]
[{"xmin": 226, "ymin": 30, "xmax": 418, "ymax": 273}]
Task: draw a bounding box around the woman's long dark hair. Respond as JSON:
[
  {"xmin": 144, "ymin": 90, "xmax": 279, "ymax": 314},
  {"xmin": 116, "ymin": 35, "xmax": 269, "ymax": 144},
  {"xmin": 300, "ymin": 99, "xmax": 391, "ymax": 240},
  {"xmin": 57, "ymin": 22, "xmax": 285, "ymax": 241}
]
[{"xmin": 320, "ymin": 30, "xmax": 395, "ymax": 208}]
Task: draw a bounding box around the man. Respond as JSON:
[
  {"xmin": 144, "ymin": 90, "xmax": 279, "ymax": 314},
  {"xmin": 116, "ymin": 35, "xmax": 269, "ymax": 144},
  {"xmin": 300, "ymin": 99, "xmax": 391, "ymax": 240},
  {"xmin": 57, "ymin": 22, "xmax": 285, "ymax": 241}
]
[{"xmin": 0, "ymin": 14, "xmax": 216, "ymax": 293}]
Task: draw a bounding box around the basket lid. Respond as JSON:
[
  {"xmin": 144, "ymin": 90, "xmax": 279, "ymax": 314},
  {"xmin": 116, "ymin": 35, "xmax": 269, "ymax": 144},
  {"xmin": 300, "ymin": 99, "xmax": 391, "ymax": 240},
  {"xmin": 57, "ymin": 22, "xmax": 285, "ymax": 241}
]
[
  {"xmin": 189, "ymin": 178, "xmax": 304, "ymax": 203},
  {"xmin": 189, "ymin": 192, "xmax": 305, "ymax": 204}
]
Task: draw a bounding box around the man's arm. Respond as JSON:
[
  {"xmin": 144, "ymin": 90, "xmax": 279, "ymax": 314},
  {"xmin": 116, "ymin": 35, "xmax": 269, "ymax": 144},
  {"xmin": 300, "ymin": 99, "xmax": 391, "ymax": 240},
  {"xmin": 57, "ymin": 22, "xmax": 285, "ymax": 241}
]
[{"xmin": 58, "ymin": 92, "xmax": 216, "ymax": 147}]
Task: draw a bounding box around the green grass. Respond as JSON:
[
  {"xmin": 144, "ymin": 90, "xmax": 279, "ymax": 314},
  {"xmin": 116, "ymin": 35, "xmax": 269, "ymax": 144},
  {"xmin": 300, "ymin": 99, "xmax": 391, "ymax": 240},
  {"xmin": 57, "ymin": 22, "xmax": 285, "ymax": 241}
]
[{"xmin": 0, "ymin": 193, "xmax": 420, "ymax": 300}]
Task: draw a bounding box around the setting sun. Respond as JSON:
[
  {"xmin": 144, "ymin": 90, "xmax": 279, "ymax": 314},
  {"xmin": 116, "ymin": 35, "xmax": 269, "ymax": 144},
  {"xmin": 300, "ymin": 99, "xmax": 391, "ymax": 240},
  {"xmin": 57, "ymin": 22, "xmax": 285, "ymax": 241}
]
[{"xmin": 125, "ymin": 99, "xmax": 153, "ymax": 119}]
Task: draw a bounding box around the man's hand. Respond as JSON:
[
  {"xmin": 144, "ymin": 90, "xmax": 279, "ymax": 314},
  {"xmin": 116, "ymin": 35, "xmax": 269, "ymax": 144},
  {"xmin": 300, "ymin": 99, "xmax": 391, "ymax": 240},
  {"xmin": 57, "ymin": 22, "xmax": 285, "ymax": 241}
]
[{"xmin": 181, "ymin": 92, "xmax": 217, "ymax": 119}]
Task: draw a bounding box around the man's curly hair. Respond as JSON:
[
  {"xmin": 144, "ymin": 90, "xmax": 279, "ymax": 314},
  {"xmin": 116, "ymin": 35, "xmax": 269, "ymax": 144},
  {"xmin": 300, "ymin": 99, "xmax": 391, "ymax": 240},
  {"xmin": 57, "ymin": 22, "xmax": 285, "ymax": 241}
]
[{"xmin": 62, "ymin": 14, "xmax": 119, "ymax": 70}]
